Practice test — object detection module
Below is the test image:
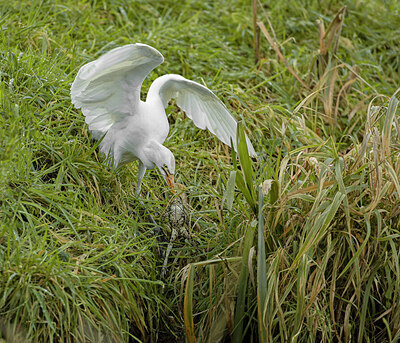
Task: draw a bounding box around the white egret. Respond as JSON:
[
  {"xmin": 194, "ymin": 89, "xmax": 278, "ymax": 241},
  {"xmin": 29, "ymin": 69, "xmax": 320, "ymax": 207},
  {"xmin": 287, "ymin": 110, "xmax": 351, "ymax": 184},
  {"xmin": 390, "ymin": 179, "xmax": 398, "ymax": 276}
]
[{"xmin": 71, "ymin": 43, "xmax": 256, "ymax": 193}]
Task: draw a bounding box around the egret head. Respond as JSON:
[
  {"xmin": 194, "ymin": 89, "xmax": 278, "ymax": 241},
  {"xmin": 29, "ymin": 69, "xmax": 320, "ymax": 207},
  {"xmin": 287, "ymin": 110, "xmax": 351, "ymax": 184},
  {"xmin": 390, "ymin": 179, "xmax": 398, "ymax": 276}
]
[
  {"xmin": 144, "ymin": 141, "xmax": 175, "ymax": 188},
  {"xmin": 157, "ymin": 148, "xmax": 175, "ymax": 189}
]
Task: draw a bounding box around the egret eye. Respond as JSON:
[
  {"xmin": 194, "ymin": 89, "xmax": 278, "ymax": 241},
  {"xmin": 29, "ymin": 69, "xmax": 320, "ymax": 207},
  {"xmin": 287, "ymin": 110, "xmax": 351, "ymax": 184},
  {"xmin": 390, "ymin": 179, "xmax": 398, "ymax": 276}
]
[{"xmin": 161, "ymin": 165, "xmax": 169, "ymax": 175}]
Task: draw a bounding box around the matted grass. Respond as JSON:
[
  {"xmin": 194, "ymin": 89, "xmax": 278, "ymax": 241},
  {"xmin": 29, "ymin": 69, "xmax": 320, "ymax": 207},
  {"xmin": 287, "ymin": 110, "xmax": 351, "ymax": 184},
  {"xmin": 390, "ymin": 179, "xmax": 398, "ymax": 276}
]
[{"xmin": 1, "ymin": 0, "xmax": 400, "ymax": 342}]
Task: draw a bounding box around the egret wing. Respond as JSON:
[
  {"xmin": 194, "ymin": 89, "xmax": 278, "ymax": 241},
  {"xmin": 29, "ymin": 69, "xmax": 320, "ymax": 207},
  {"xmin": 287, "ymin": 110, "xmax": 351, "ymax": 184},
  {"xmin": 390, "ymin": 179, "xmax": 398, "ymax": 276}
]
[
  {"xmin": 152, "ymin": 74, "xmax": 256, "ymax": 157},
  {"xmin": 71, "ymin": 43, "xmax": 164, "ymax": 139}
]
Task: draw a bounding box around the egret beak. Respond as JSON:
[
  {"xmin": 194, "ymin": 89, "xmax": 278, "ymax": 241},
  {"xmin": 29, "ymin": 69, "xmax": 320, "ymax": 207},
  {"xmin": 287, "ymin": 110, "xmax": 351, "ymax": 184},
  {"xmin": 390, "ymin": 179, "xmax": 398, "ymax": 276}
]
[
  {"xmin": 166, "ymin": 173, "xmax": 175, "ymax": 189},
  {"xmin": 162, "ymin": 166, "xmax": 175, "ymax": 190}
]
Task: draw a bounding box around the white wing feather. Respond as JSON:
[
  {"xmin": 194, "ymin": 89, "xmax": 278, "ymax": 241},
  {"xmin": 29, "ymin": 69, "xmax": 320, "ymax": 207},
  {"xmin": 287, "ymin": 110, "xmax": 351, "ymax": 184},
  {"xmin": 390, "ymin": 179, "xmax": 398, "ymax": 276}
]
[
  {"xmin": 71, "ymin": 43, "xmax": 164, "ymax": 139},
  {"xmin": 149, "ymin": 74, "xmax": 256, "ymax": 157}
]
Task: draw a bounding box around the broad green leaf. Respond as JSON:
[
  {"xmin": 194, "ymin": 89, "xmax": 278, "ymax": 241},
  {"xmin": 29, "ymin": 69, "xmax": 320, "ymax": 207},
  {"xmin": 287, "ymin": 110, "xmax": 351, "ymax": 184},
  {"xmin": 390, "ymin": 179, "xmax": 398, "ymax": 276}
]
[
  {"xmin": 237, "ymin": 122, "xmax": 256, "ymax": 205},
  {"xmin": 223, "ymin": 170, "xmax": 237, "ymax": 211}
]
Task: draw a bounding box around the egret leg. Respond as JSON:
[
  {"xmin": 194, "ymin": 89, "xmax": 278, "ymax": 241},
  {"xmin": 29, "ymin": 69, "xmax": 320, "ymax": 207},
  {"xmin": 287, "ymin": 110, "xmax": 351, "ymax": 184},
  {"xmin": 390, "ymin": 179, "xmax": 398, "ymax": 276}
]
[
  {"xmin": 136, "ymin": 162, "xmax": 156, "ymax": 224},
  {"xmin": 134, "ymin": 162, "xmax": 168, "ymax": 273},
  {"xmin": 135, "ymin": 162, "xmax": 164, "ymax": 236},
  {"xmin": 136, "ymin": 162, "xmax": 147, "ymax": 196}
]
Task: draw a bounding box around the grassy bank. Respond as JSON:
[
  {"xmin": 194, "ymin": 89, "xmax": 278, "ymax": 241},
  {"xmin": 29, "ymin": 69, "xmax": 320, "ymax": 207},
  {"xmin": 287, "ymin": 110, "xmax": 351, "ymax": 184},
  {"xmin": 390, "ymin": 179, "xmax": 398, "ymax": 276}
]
[{"xmin": 1, "ymin": 0, "xmax": 400, "ymax": 342}]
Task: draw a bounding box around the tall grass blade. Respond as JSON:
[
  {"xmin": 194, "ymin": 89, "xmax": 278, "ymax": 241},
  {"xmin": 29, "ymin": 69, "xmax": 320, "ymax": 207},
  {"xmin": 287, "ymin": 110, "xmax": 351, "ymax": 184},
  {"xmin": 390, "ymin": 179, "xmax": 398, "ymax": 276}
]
[
  {"xmin": 382, "ymin": 94, "xmax": 399, "ymax": 158},
  {"xmin": 358, "ymin": 268, "xmax": 377, "ymax": 342},
  {"xmin": 237, "ymin": 122, "xmax": 256, "ymax": 208},
  {"xmin": 235, "ymin": 171, "xmax": 256, "ymax": 213},
  {"xmin": 184, "ymin": 264, "xmax": 197, "ymax": 343},
  {"xmin": 223, "ymin": 170, "xmax": 237, "ymax": 211},
  {"xmin": 232, "ymin": 224, "xmax": 255, "ymax": 343},
  {"xmin": 291, "ymin": 255, "xmax": 309, "ymax": 342},
  {"xmin": 338, "ymin": 218, "xmax": 371, "ymax": 279},
  {"xmin": 292, "ymin": 191, "xmax": 344, "ymax": 267},
  {"xmin": 257, "ymin": 186, "xmax": 267, "ymax": 342}
]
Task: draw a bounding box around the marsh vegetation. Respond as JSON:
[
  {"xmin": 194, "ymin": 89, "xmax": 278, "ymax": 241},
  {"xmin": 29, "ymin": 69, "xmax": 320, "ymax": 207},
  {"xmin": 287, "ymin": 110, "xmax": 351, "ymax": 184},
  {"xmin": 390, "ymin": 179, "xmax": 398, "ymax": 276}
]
[{"xmin": 1, "ymin": 0, "xmax": 400, "ymax": 342}]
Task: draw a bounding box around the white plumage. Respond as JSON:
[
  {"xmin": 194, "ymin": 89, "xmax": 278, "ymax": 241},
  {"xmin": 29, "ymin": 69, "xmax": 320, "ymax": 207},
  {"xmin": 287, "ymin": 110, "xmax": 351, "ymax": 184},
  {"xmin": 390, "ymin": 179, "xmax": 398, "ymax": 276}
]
[{"xmin": 71, "ymin": 43, "xmax": 256, "ymax": 193}]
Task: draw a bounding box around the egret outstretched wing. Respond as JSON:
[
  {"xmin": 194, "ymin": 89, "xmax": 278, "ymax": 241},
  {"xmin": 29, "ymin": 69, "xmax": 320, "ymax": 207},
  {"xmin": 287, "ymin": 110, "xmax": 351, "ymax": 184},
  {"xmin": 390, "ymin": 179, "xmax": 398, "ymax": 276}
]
[
  {"xmin": 71, "ymin": 43, "xmax": 164, "ymax": 139},
  {"xmin": 148, "ymin": 74, "xmax": 256, "ymax": 157}
]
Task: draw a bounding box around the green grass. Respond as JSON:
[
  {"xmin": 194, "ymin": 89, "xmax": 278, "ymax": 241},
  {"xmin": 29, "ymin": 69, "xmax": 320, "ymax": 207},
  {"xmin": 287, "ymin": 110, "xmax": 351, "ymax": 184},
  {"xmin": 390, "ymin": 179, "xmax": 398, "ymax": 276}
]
[{"xmin": 1, "ymin": 0, "xmax": 400, "ymax": 342}]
